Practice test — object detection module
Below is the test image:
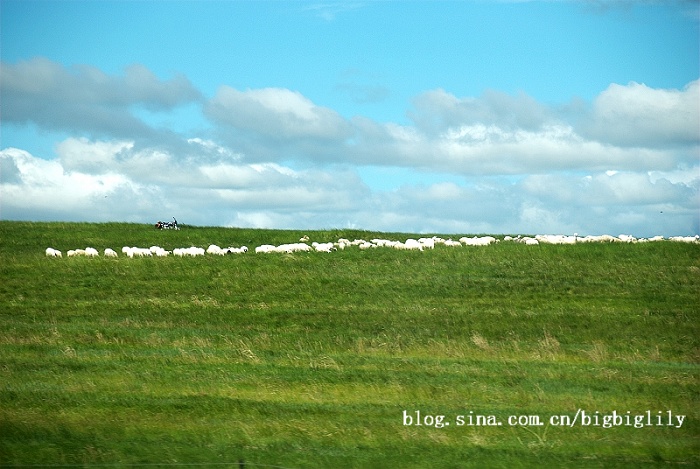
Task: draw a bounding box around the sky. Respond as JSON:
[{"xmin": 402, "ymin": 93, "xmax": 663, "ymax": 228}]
[{"xmin": 1, "ymin": 0, "xmax": 698, "ymax": 237}]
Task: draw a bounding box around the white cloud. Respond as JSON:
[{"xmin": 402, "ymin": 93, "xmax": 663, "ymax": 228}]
[
  {"xmin": 57, "ymin": 138, "xmax": 135, "ymax": 174},
  {"xmin": 1, "ymin": 60, "xmax": 698, "ymax": 236},
  {"xmin": 206, "ymin": 86, "xmax": 353, "ymax": 142},
  {"xmin": 522, "ymin": 170, "xmax": 698, "ymax": 207},
  {"xmin": 0, "ymin": 58, "xmax": 201, "ymax": 146},
  {"xmin": 0, "ymin": 141, "xmax": 371, "ymax": 227},
  {"xmin": 2, "ymin": 141, "xmax": 697, "ymax": 236},
  {"xmin": 0, "ymin": 147, "xmax": 153, "ymax": 222},
  {"xmin": 580, "ymin": 80, "xmax": 700, "ymax": 147}
]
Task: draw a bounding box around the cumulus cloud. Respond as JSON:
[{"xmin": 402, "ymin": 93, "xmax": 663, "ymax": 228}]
[
  {"xmin": 0, "ymin": 57, "xmax": 201, "ymax": 140},
  {"xmin": 579, "ymin": 80, "xmax": 700, "ymax": 147},
  {"xmin": 395, "ymin": 84, "xmax": 698, "ymax": 174},
  {"xmin": 0, "ymin": 140, "xmax": 372, "ymax": 227},
  {"xmin": 0, "ymin": 147, "xmax": 155, "ymax": 222},
  {"xmin": 204, "ymin": 86, "xmax": 356, "ymax": 163},
  {"xmin": 409, "ymin": 88, "xmax": 555, "ymax": 134},
  {"xmin": 1, "ymin": 59, "xmax": 698, "ymax": 236},
  {"xmin": 209, "ymin": 80, "xmax": 689, "ymax": 177},
  {"xmin": 1, "ymin": 139, "xmax": 697, "ymax": 236},
  {"xmin": 206, "ymin": 86, "xmax": 353, "ymax": 141}
]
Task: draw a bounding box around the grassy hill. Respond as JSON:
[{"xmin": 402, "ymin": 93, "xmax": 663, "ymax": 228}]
[{"xmin": 1, "ymin": 221, "xmax": 698, "ymax": 467}]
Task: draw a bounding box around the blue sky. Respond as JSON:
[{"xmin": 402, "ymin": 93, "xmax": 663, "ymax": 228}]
[{"xmin": 1, "ymin": 0, "xmax": 699, "ymax": 236}]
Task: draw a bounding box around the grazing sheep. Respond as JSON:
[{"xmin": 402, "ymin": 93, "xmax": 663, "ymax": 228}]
[
  {"xmin": 460, "ymin": 236, "xmax": 496, "ymax": 246},
  {"xmin": 84, "ymin": 247, "xmax": 99, "ymax": 257},
  {"xmin": 206, "ymin": 244, "xmax": 226, "ymax": 255},
  {"xmin": 418, "ymin": 238, "xmax": 435, "ymax": 249},
  {"xmin": 186, "ymin": 247, "xmax": 205, "ymax": 256},
  {"xmin": 271, "ymin": 242, "xmax": 311, "ymax": 254},
  {"xmin": 371, "ymin": 239, "xmax": 394, "ymax": 248},
  {"xmin": 45, "ymin": 247, "xmax": 62, "ymax": 257},
  {"xmin": 535, "ymin": 235, "xmax": 577, "ymax": 245},
  {"xmin": 152, "ymin": 247, "xmax": 171, "ymax": 257},
  {"xmin": 618, "ymin": 234, "xmax": 637, "ymax": 243},
  {"xmin": 207, "ymin": 244, "xmax": 224, "ymax": 255},
  {"xmin": 131, "ymin": 247, "xmax": 151, "ymax": 257},
  {"xmin": 336, "ymin": 238, "xmax": 352, "ymax": 250},
  {"xmin": 104, "ymin": 248, "xmax": 118, "ymax": 258},
  {"xmin": 403, "ymin": 239, "xmax": 424, "ymax": 251},
  {"xmin": 669, "ymin": 235, "xmax": 700, "ymax": 243},
  {"xmin": 312, "ymin": 242, "xmax": 336, "ymax": 253}
]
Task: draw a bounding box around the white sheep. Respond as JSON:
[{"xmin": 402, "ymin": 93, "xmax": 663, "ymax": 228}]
[
  {"xmin": 273, "ymin": 242, "xmax": 311, "ymax": 254},
  {"xmin": 255, "ymin": 244, "xmax": 277, "ymax": 254},
  {"xmin": 45, "ymin": 247, "xmax": 63, "ymax": 257},
  {"xmin": 131, "ymin": 247, "xmax": 151, "ymax": 257},
  {"xmin": 418, "ymin": 238, "xmax": 435, "ymax": 249},
  {"xmin": 460, "ymin": 236, "xmax": 496, "ymax": 246},
  {"xmin": 312, "ymin": 242, "xmax": 336, "ymax": 253},
  {"xmin": 186, "ymin": 247, "xmax": 205, "ymax": 256},
  {"xmin": 371, "ymin": 239, "xmax": 397, "ymax": 248},
  {"xmin": 207, "ymin": 244, "xmax": 223, "ymax": 254},
  {"xmin": 153, "ymin": 247, "xmax": 171, "ymax": 257},
  {"xmin": 669, "ymin": 235, "xmax": 700, "ymax": 243},
  {"xmin": 403, "ymin": 239, "xmax": 424, "ymax": 251},
  {"xmin": 104, "ymin": 248, "xmax": 118, "ymax": 258},
  {"xmin": 84, "ymin": 247, "xmax": 99, "ymax": 257},
  {"xmin": 207, "ymin": 244, "xmax": 226, "ymax": 255}
]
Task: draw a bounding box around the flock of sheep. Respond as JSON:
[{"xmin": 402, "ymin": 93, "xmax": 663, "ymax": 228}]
[{"xmin": 43, "ymin": 233, "xmax": 700, "ymax": 258}]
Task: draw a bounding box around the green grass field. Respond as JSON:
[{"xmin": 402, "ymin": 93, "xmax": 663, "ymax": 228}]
[{"xmin": 1, "ymin": 221, "xmax": 698, "ymax": 468}]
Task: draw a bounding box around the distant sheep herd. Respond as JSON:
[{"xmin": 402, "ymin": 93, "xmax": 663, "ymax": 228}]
[{"xmin": 43, "ymin": 233, "xmax": 700, "ymax": 258}]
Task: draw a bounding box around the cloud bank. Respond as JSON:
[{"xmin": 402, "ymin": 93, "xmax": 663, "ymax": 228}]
[{"xmin": 1, "ymin": 59, "xmax": 698, "ymax": 236}]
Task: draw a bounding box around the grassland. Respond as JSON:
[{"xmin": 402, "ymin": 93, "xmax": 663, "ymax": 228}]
[{"xmin": 0, "ymin": 221, "xmax": 698, "ymax": 468}]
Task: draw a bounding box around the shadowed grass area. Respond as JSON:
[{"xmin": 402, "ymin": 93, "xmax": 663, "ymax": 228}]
[{"xmin": 0, "ymin": 221, "xmax": 698, "ymax": 468}]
